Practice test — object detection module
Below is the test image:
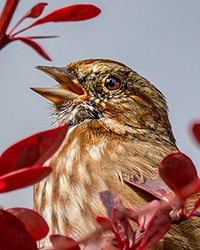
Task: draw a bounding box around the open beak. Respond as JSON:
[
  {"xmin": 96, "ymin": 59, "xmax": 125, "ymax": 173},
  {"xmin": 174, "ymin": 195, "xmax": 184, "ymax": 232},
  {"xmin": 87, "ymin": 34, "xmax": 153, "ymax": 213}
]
[{"xmin": 31, "ymin": 66, "xmax": 87, "ymax": 104}]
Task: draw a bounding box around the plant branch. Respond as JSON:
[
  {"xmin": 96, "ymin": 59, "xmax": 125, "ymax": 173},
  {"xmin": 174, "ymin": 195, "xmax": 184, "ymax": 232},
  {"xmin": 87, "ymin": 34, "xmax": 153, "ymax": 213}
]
[{"xmin": 0, "ymin": 0, "xmax": 20, "ymax": 45}]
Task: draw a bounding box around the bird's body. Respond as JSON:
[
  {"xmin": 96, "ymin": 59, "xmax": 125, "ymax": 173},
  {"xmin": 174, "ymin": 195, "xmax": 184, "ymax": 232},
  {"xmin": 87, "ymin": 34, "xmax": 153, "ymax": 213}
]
[{"xmin": 33, "ymin": 59, "xmax": 200, "ymax": 249}]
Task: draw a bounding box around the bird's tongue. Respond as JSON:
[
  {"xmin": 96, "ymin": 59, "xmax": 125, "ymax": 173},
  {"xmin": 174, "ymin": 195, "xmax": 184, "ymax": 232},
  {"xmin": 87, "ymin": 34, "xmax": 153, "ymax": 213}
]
[
  {"xmin": 63, "ymin": 79, "xmax": 84, "ymax": 95},
  {"xmin": 34, "ymin": 65, "xmax": 85, "ymax": 96},
  {"xmin": 32, "ymin": 65, "xmax": 87, "ymax": 103},
  {"xmin": 61, "ymin": 79, "xmax": 88, "ymax": 101}
]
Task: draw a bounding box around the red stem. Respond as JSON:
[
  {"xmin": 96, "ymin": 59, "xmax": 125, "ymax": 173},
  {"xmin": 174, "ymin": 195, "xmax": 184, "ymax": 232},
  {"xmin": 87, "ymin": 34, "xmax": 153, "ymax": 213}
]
[
  {"xmin": 11, "ymin": 24, "xmax": 32, "ymax": 37},
  {"xmin": 0, "ymin": 0, "xmax": 20, "ymax": 46},
  {"xmin": 0, "ymin": 35, "xmax": 11, "ymax": 50},
  {"xmin": 8, "ymin": 14, "xmax": 25, "ymax": 36}
]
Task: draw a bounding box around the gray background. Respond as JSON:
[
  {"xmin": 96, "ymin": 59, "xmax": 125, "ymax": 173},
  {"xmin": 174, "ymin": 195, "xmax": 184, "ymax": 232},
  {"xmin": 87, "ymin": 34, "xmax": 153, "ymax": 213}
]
[{"xmin": 0, "ymin": 0, "xmax": 200, "ymax": 209}]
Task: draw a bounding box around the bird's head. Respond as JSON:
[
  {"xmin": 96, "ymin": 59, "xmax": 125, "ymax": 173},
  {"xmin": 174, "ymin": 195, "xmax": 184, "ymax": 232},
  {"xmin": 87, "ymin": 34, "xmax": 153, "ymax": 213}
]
[{"xmin": 32, "ymin": 59, "xmax": 172, "ymax": 136}]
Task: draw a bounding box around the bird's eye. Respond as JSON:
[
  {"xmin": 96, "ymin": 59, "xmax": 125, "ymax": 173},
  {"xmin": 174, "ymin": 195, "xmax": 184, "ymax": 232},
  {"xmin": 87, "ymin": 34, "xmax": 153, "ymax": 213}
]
[{"xmin": 104, "ymin": 76, "xmax": 121, "ymax": 91}]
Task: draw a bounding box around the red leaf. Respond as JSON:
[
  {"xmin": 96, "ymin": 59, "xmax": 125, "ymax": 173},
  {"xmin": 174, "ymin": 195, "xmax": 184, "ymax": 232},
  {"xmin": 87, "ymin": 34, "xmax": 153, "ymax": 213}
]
[
  {"xmin": 137, "ymin": 213, "xmax": 172, "ymax": 250},
  {"xmin": 0, "ymin": 165, "xmax": 52, "ymax": 193},
  {"xmin": 0, "ymin": 125, "xmax": 68, "ymax": 176},
  {"xmin": 97, "ymin": 211, "xmax": 135, "ymax": 250},
  {"xmin": 96, "ymin": 215, "xmax": 122, "ymax": 249},
  {"xmin": 126, "ymin": 207, "xmax": 139, "ymax": 223},
  {"xmin": 96, "ymin": 215, "xmax": 113, "ymax": 231},
  {"xmin": 24, "ymin": 3, "xmax": 48, "ymax": 18},
  {"xmin": 6, "ymin": 207, "xmax": 49, "ymax": 241},
  {"xmin": 30, "ymin": 4, "xmax": 101, "ymax": 26},
  {"xmin": 99, "ymin": 191, "xmax": 125, "ymax": 218},
  {"xmin": 83, "ymin": 236, "xmax": 118, "ymax": 250},
  {"xmin": 13, "ymin": 4, "xmax": 101, "ymax": 36},
  {"xmin": 26, "ymin": 35, "xmax": 58, "ymax": 39},
  {"xmin": 0, "ymin": 181, "xmax": 5, "ymax": 190},
  {"xmin": 10, "ymin": 4, "xmax": 100, "ymax": 38},
  {"xmin": 50, "ymin": 234, "xmax": 81, "ymax": 250},
  {"xmin": 9, "ymin": 36, "xmax": 51, "ymax": 60},
  {"xmin": 123, "ymin": 176, "xmax": 171, "ymax": 200},
  {"xmin": 158, "ymin": 152, "xmax": 200, "ymax": 198},
  {"xmin": 112, "ymin": 208, "xmax": 135, "ymax": 250},
  {"xmin": 8, "ymin": 3, "xmax": 48, "ymax": 35},
  {"xmin": 0, "ymin": 209, "xmax": 37, "ymax": 250},
  {"xmin": 138, "ymin": 200, "xmax": 160, "ymax": 230},
  {"xmin": 192, "ymin": 123, "xmax": 200, "ymax": 144}
]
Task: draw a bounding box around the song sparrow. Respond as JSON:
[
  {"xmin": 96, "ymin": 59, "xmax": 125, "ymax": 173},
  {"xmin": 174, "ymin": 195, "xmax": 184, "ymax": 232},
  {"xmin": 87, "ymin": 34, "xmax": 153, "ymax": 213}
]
[{"xmin": 33, "ymin": 59, "xmax": 200, "ymax": 249}]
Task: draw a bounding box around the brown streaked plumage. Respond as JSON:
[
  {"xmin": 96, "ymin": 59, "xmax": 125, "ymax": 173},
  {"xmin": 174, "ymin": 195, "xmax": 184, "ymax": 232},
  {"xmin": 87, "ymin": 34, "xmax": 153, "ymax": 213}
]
[{"xmin": 33, "ymin": 59, "xmax": 200, "ymax": 249}]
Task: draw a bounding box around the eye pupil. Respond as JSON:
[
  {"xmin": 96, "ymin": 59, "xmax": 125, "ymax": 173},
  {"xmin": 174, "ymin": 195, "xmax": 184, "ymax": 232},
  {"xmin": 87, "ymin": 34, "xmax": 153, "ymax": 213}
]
[
  {"xmin": 106, "ymin": 78, "xmax": 115, "ymax": 87},
  {"xmin": 105, "ymin": 76, "xmax": 121, "ymax": 90}
]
